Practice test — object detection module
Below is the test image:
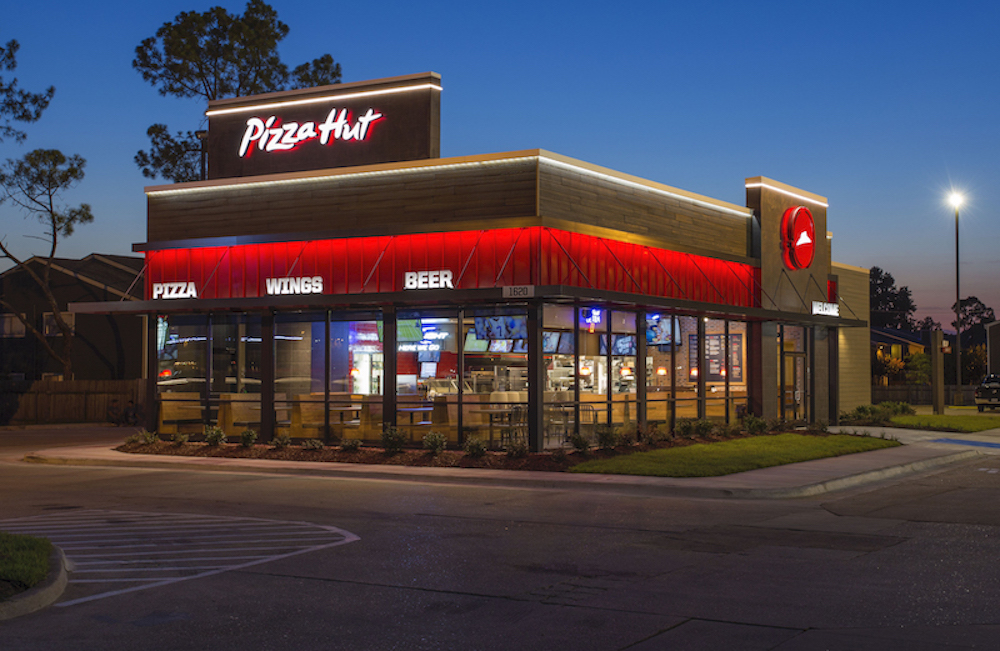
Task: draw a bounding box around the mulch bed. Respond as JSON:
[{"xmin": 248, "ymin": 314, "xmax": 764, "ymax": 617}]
[{"xmin": 115, "ymin": 432, "xmax": 761, "ymax": 473}]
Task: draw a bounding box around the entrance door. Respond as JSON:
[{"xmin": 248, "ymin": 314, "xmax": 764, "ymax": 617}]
[{"xmin": 783, "ymin": 352, "xmax": 807, "ymax": 421}]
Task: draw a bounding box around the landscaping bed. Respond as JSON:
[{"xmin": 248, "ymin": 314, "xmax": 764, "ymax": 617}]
[{"xmin": 116, "ymin": 425, "xmax": 898, "ymax": 476}]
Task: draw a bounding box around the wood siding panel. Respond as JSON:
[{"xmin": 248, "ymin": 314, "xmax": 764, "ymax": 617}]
[
  {"xmin": 835, "ymin": 263, "xmax": 871, "ymax": 412},
  {"xmin": 148, "ymin": 160, "xmax": 540, "ymax": 242},
  {"xmin": 538, "ymin": 162, "xmax": 748, "ymax": 258}
]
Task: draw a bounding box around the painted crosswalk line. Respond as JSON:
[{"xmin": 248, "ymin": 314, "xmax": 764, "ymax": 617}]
[{"xmin": 0, "ymin": 510, "xmax": 359, "ymax": 607}]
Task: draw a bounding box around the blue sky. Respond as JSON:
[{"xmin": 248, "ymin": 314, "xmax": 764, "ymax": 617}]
[{"xmin": 2, "ymin": 0, "xmax": 998, "ymax": 330}]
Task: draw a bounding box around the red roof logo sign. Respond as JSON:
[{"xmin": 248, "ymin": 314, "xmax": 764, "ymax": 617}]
[{"xmin": 781, "ymin": 206, "xmax": 815, "ymax": 270}]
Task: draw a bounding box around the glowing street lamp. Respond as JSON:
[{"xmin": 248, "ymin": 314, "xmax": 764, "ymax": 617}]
[{"xmin": 949, "ymin": 192, "xmax": 964, "ymax": 402}]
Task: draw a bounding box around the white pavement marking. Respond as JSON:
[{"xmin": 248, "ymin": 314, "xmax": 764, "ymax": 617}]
[{"xmin": 0, "ymin": 510, "xmax": 359, "ymax": 607}]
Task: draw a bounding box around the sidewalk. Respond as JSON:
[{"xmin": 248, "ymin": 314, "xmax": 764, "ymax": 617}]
[{"xmin": 15, "ymin": 425, "xmax": 997, "ymax": 499}]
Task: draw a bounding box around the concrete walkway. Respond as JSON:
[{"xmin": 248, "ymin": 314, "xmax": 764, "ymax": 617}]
[{"xmin": 12, "ymin": 422, "xmax": 1000, "ymax": 499}]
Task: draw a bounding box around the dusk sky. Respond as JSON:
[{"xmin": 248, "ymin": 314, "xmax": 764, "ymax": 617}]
[{"xmin": 2, "ymin": 1, "xmax": 998, "ymax": 330}]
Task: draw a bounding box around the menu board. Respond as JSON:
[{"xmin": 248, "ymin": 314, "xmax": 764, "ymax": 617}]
[{"xmin": 688, "ymin": 334, "xmax": 743, "ymax": 382}]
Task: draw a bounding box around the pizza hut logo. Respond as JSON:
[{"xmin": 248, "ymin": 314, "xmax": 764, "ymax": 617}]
[{"xmin": 781, "ymin": 206, "xmax": 815, "ymax": 270}]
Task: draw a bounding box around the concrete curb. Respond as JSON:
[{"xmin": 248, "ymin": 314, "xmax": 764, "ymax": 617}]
[
  {"xmin": 730, "ymin": 449, "xmax": 982, "ymax": 499},
  {"xmin": 21, "ymin": 446, "xmax": 984, "ymax": 500},
  {"xmin": 0, "ymin": 546, "xmax": 68, "ymax": 621}
]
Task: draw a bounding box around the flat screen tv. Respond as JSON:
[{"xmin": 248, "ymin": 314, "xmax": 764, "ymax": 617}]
[
  {"xmin": 542, "ymin": 331, "xmax": 561, "ymax": 353},
  {"xmin": 464, "ymin": 329, "xmax": 489, "ymax": 353},
  {"xmin": 646, "ymin": 315, "xmax": 680, "ymax": 346},
  {"xmin": 600, "ymin": 334, "xmax": 637, "ymax": 356},
  {"xmin": 419, "ymin": 362, "xmax": 437, "ymax": 378},
  {"xmin": 417, "ymin": 349, "xmax": 440, "ymax": 362},
  {"xmin": 488, "ymin": 339, "xmax": 513, "ymax": 353},
  {"xmin": 557, "ymin": 331, "xmax": 574, "ymax": 355},
  {"xmin": 397, "ymin": 319, "xmax": 424, "ymax": 342},
  {"xmin": 474, "ymin": 315, "xmax": 527, "ymax": 339}
]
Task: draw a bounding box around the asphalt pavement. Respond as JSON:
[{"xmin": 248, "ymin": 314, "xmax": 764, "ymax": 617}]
[{"xmin": 6, "ymin": 416, "xmax": 999, "ymax": 499}]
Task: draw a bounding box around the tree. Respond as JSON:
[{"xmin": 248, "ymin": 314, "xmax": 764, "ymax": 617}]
[
  {"xmin": 869, "ymin": 266, "xmax": 916, "ymax": 330},
  {"xmin": 904, "ymin": 353, "xmax": 931, "ymax": 385},
  {"xmin": 950, "ymin": 296, "xmax": 995, "ymax": 332},
  {"xmin": 0, "ymin": 149, "xmax": 94, "ymax": 379},
  {"xmin": 913, "ymin": 315, "xmax": 941, "ymax": 332},
  {"xmin": 965, "ymin": 344, "xmax": 988, "ymax": 385},
  {"xmin": 132, "ymin": 1, "xmax": 343, "ymax": 182},
  {"xmin": 0, "ymin": 39, "xmax": 54, "ymax": 143}
]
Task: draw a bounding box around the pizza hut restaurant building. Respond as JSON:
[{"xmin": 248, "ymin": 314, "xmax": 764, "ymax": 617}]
[{"xmin": 74, "ymin": 72, "xmax": 871, "ymax": 450}]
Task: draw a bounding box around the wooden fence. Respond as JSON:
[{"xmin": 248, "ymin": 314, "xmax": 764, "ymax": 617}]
[{"xmin": 0, "ymin": 379, "xmax": 145, "ymax": 426}]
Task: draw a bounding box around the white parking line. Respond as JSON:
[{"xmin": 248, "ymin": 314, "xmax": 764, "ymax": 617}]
[{"xmin": 0, "ymin": 510, "xmax": 360, "ymax": 607}]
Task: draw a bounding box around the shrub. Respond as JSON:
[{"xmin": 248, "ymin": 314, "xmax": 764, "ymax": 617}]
[
  {"xmin": 841, "ymin": 402, "xmax": 914, "ymax": 426},
  {"xmin": 423, "ymin": 430, "xmax": 448, "ymax": 455},
  {"xmin": 596, "ymin": 423, "xmax": 618, "ymax": 450},
  {"xmin": 203, "ymin": 426, "xmax": 226, "ymax": 446},
  {"xmin": 715, "ymin": 422, "xmax": 742, "ymax": 438},
  {"xmin": 171, "ymin": 432, "xmax": 189, "ymax": 446},
  {"xmin": 616, "ymin": 422, "xmax": 638, "ymax": 447},
  {"xmin": 879, "ymin": 401, "xmax": 915, "ymax": 416},
  {"xmin": 341, "ymin": 438, "xmax": 362, "ymax": 452},
  {"xmin": 642, "ymin": 422, "xmax": 667, "ymax": 444},
  {"xmin": 742, "ymin": 414, "xmax": 767, "ymax": 436},
  {"xmin": 239, "ymin": 428, "xmax": 258, "ymax": 448},
  {"xmin": 506, "ymin": 438, "xmax": 529, "ymax": 459},
  {"xmin": 569, "ymin": 431, "xmax": 591, "ymax": 454},
  {"xmin": 766, "ymin": 418, "xmax": 785, "ymax": 433},
  {"xmin": 123, "ymin": 433, "xmax": 142, "ymax": 445},
  {"xmin": 464, "ymin": 437, "xmax": 487, "ymax": 458},
  {"xmin": 693, "ymin": 419, "xmax": 715, "ymax": 438},
  {"xmin": 673, "ymin": 419, "xmax": 695, "ymax": 439},
  {"xmin": 806, "ymin": 420, "xmax": 829, "ymax": 435},
  {"xmin": 270, "ymin": 433, "xmax": 292, "ymax": 449},
  {"xmin": 139, "ymin": 428, "xmax": 158, "ymax": 445},
  {"xmin": 381, "ymin": 426, "xmax": 406, "ymax": 454},
  {"xmin": 302, "ymin": 437, "xmax": 324, "ymax": 450},
  {"xmin": 550, "ymin": 447, "xmax": 568, "ymax": 463}
]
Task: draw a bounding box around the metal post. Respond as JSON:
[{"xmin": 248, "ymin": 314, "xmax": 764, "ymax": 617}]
[{"xmin": 955, "ymin": 204, "xmax": 962, "ymax": 405}]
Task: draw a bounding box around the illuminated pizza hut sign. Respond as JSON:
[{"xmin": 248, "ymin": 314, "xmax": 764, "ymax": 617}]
[
  {"xmin": 781, "ymin": 206, "xmax": 815, "ymax": 270},
  {"xmin": 239, "ymin": 108, "xmax": 384, "ymax": 158},
  {"xmin": 205, "ymin": 73, "xmax": 441, "ymax": 180}
]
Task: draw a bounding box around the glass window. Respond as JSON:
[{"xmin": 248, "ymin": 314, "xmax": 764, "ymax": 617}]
[
  {"xmin": 276, "ymin": 312, "xmax": 324, "ymax": 439},
  {"xmin": 43, "ymin": 312, "xmax": 75, "ymax": 336},
  {"xmin": 0, "ymin": 313, "xmax": 26, "ymax": 338},
  {"xmin": 395, "ymin": 310, "xmax": 460, "ymax": 444},
  {"xmin": 645, "ymin": 312, "xmax": 679, "ymax": 431},
  {"xmin": 213, "ymin": 314, "xmax": 262, "ymax": 436},
  {"xmin": 156, "ymin": 314, "xmax": 208, "ymax": 437},
  {"xmin": 461, "ymin": 308, "xmax": 527, "ymax": 449}
]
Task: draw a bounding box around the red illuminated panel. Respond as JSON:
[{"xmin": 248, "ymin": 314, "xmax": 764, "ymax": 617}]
[
  {"xmin": 146, "ymin": 227, "xmax": 759, "ymax": 308},
  {"xmin": 781, "ymin": 206, "xmax": 815, "ymax": 270}
]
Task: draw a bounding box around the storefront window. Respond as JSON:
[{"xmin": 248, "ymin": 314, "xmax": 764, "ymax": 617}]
[
  {"xmin": 155, "ymin": 314, "xmax": 208, "ymax": 437},
  {"xmin": 610, "ymin": 310, "xmax": 637, "ymax": 428},
  {"xmin": 578, "ymin": 306, "xmax": 606, "ymax": 432},
  {"xmin": 675, "ymin": 316, "xmax": 700, "ymax": 422},
  {"xmin": 645, "ymin": 312, "xmax": 679, "ymax": 432},
  {"xmin": 543, "ymin": 304, "xmax": 578, "ymax": 448},
  {"xmin": 212, "ymin": 314, "xmax": 262, "ymax": 436},
  {"xmin": 461, "ymin": 309, "xmax": 527, "ymax": 448},
  {"xmin": 275, "ymin": 312, "xmax": 324, "ymax": 439},
  {"xmin": 396, "ymin": 310, "xmax": 459, "ymax": 444}
]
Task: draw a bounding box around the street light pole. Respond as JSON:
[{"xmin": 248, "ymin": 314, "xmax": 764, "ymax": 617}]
[{"xmin": 950, "ymin": 192, "xmax": 964, "ymax": 405}]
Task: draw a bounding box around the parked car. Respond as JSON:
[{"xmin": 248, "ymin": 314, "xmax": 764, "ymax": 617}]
[{"xmin": 974, "ymin": 374, "xmax": 1000, "ymax": 412}]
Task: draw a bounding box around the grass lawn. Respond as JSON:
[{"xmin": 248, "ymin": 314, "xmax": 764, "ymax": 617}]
[
  {"xmin": 0, "ymin": 532, "xmax": 51, "ymax": 601},
  {"xmin": 570, "ymin": 433, "xmax": 901, "ymax": 478},
  {"xmin": 891, "ymin": 414, "xmax": 1000, "ymax": 432}
]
